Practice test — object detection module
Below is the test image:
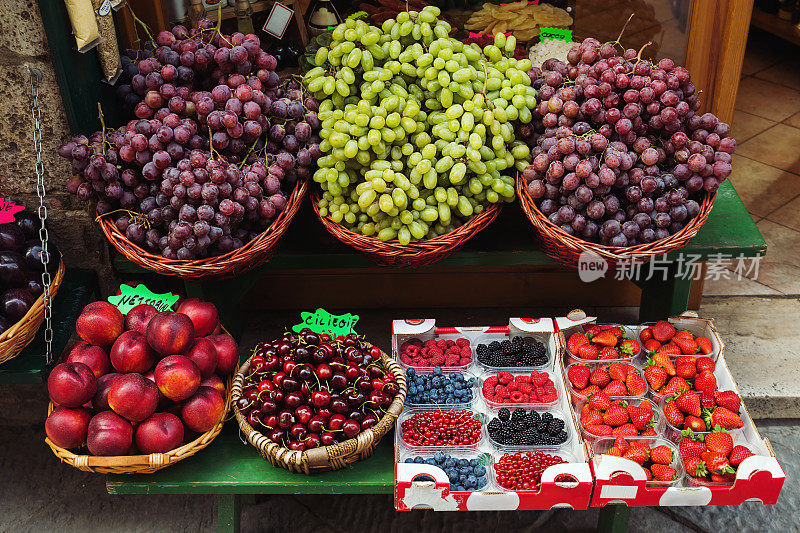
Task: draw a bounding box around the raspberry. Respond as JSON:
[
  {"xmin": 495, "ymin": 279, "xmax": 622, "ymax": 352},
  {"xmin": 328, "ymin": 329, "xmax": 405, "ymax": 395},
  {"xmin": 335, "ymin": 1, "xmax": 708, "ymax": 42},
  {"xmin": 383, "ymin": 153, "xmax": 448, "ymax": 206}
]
[
  {"xmin": 459, "ymin": 357, "xmax": 470, "ymax": 365},
  {"xmin": 508, "ymin": 381, "xmax": 518, "ymax": 391},
  {"xmin": 460, "ymin": 346, "xmax": 471, "ymax": 358},
  {"xmin": 449, "ymin": 345, "xmax": 461, "ymax": 354},
  {"xmin": 498, "ymin": 371, "xmax": 513, "ymax": 385},
  {"xmin": 518, "ymin": 383, "xmax": 532, "ymax": 394},
  {"xmin": 496, "ymin": 385, "xmax": 510, "ymax": 398},
  {"xmin": 532, "ymin": 373, "xmax": 547, "ymax": 386},
  {"xmin": 423, "ymin": 339, "xmax": 437, "ymax": 348},
  {"xmin": 456, "ymin": 338, "xmax": 470, "ymax": 348},
  {"xmin": 428, "ymin": 347, "xmax": 443, "ymax": 357},
  {"xmin": 445, "ymin": 354, "xmax": 460, "ymax": 365},
  {"xmin": 429, "ymin": 354, "xmax": 446, "ymax": 366},
  {"xmin": 516, "ymin": 375, "xmax": 531, "ymax": 384},
  {"xmin": 485, "ymin": 376, "xmax": 499, "ymax": 387},
  {"xmin": 436, "ymin": 339, "xmax": 447, "ymax": 350}
]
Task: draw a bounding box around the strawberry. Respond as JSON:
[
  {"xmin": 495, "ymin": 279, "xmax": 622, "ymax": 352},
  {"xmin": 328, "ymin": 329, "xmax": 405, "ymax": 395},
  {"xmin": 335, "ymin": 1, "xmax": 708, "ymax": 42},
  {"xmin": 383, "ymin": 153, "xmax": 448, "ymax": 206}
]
[
  {"xmin": 607, "ymin": 326, "xmax": 624, "ymax": 336},
  {"xmin": 590, "ymin": 368, "xmax": 611, "ymax": 387},
  {"xmin": 710, "ymin": 473, "xmax": 736, "ymax": 483},
  {"xmin": 696, "ymin": 336, "xmax": 713, "ymax": 355},
  {"xmin": 623, "ymin": 446, "xmax": 648, "ymax": 464},
  {"xmin": 675, "ymin": 389, "xmax": 702, "ymax": 417},
  {"xmin": 694, "ymin": 370, "xmax": 717, "ymax": 394},
  {"xmin": 729, "ymin": 445, "xmax": 755, "ymax": 466},
  {"xmin": 643, "ymin": 339, "xmax": 662, "ymax": 353},
  {"xmin": 639, "ymin": 327, "xmax": 653, "ymax": 342},
  {"xmin": 660, "ymin": 343, "xmax": 682, "ymax": 355},
  {"xmin": 675, "ymin": 355, "xmax": 697, "ymax": 367},
  {"xmin": 683, "ymin": 456, "xmax": 707, "ymax": 477},
  {"xmin": 592, "ymin": 330, "xmax": 618, "ymax": 347},
  {"xmin": 650, "ymin": 445, "xmax": 674, "ymax": 465},
  {"xmin": 606, "ymin": 362, "xmax": 627, "ymax": 381},
  {"xmin": 643, "ymin": 466, "xmax": 653, "ymax": 481},
  {"xmin": 676, "ymin": 362, "xmax": 697, "ymax": 381},
  {"xmin": 641, "ymin": 427, "xmax": 658, "ymax": 436},
  {"xmin": 579, "ymin": 384, "xmax": 601, "ymax": 397},
  {"xmin": 619, "ymin": 338, "xmax": 640, "ymax": 356},
  {"xmin": 684, "ymin": 415, "xmax": 708, "ymax": 432},
  {"xmin": 705, "ymin": 452, "xmax": 735, "ymax": 475},
  {"xmin": 695, "ymin": 356, "xmax": 715, "ymax": 373},
  {"xmin": 605, "ymin": 446, "xmax": 622, "ymax": 456},
  {"xmin": 627, "ymin": 405, "xmax": 653, "ymax": 430},
  {"xmin": 568, "ymin": 332, "xmax": 590, "ymax": 355},
  {"xmin": 673, "ymin": 331, "xmax": 698, "ymax": 355},
  {"xmin": 679, "ymin": 433, "xmax": 707, "ymax": 461},
  {"xmin": 700, "ymin": 390, "xmax": 716, "ymax": 408},
  {"xmin": 660, "ymin": 376, "xmax": 690, "ymax": 396},
  {"xmin": 586, "ymin": 424, "xmax": 613, "ymax": 436},
  {"xmin": 567, "ymin": 364, "xmax": 591, "ymax": 389},
  {"xmin": 603, "ymin": 380, "xmax": 628, "ymax": 397},
  {"xmin": 625, "ymin": 374, "xmax": 647, "ymax": 396},
  {"xmin": 651, "ymin": 464, "xmax": 677, "ymax": 481},
  {"xmin": 638, "ymin": 399, "xmax": 653, "ymax": 410},
  {"xmin": 652, "ymin": 320, "xmax": 676, "ymax": 342},
  {"xmin": 578, "ymin": 344, "xmax": 599, "ymax": 360},
  {"xmin": 649, "ymin": 352, "xmax": 676, "ymax": 375},
  {"xmin": 614, "ymin": 436, "xmax": 630, "ymax": 454},
  {"xmin": 600, "ymin": 346, "xmax": 620, "ymax": 360},
  {"xmin": 581, "ymin": 409, "xmax": 603, "ymax": 427},
  {"xmin": 704, "ymin": 429, "xmax": 733, "ymax": 456},
  {"xmin": 706, "ymin": 406, "xmax": 743, "ymax": 430},
  {"xmin": 613, "ymin": 423, "xmax": 639, "ymax": 437},
  {"xmin": 603, "ymin": 404, "xmax": 629, "ymax": 426},
  {"xmin": 714, "ymin": 390, "xmax": 741, "ymax": 413},
  {"xmin": 644, "ymin": 365, "xmax": 668, "ymax": 391},
  {"xmin": 663, "ymin": 400, "xmax": 685, "ymax": 427},
  {"xmin": 588, "ymin": 391, "xmax": 612, "ymax": 411}
]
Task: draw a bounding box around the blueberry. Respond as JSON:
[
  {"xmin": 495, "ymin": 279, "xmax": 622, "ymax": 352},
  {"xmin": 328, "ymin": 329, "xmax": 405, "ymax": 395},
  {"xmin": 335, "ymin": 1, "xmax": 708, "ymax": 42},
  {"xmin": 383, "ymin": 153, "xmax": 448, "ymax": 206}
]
[
  {"xmin": 474, "ymin": 465, "xmax": 486, "ymax": 476},
  {"xmin": 424, "ymin": 458, "xmax": 435, "ymax": 465},
  {"xmin": 445, "ymin": 458, "xmax": 456, "ymax": 467},
  {"xmin": 433, "ymin": 366, "xmax": 443, "ymax": 375},
  {"xmin": 475, "ymin": 477, "xmax": 487, "ymax": 489},
  {"xmin": 457, "ymin": 458, "xmax": 469, "ymax": 467},
  {"xmin": 404, "ymin": 458, "xmax": 415, "ymax": 463},
  {"xmin": 406, "ymin": 368, "xmax": 416, "ymax": 378},
  {"xmin": 416, "ymin": 475, "xmax": 434, "ymax": 482},
  {"xmin": 434, "ymin": 451, "xmax": 445, "ymax": 463},
  {"xmin": 445, "ymin": 468, "xmax": 457, "ymax": 480},
  {"xmin": 469, "ymin": 459, "xmax": 478, "ymax": 467},
  {"xmin": 413, "ymin": 456, "xmax": 424, "ymax": 464},
  {"xmin": 467, "ymin": 474, "xmax": 477, "ymax": 487},
  {"xmin": 452, "ymin": 485, "xmax": 464, "ymax": 491}
]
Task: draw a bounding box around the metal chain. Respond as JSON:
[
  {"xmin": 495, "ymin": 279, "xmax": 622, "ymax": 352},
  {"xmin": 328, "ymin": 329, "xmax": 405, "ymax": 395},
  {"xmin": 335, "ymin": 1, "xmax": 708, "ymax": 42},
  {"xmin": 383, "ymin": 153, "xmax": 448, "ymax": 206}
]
[{"xmin": 29, "ymin": 67, "xmax": 54, "ymax": 364}]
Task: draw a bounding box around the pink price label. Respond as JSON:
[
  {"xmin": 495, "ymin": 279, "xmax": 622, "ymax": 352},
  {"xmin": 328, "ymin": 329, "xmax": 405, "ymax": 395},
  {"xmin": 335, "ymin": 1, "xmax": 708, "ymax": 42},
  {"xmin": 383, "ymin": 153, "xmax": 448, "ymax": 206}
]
[{"xmin": 0, "ymin": 198, "xmax": 24, "ymax": 223}]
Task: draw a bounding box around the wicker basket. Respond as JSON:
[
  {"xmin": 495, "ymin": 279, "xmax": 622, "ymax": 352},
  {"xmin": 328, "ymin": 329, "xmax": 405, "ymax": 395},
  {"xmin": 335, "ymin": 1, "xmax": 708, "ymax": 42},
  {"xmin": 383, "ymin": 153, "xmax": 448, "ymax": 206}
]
[
  {"xmin": 231, "ymin": 345, "xmax": 406, "ymax": 474},
  {"xmin": 97, "ymin": 179, "xmax": 308, "ymax": 280},
  {"xmin": 516, "ymin": 176, "xmax": 716, "ymax": 268},
  {"xmin": 45, "ymin": 364, "xmax": 236, "ymax": 474},
  {"xmin": 0, "ymin": 255, "xmax": 65, "ymax": 365},
  {"xmin": 312, "ymin": 190, "xmax": 503, "ymax": 267}
]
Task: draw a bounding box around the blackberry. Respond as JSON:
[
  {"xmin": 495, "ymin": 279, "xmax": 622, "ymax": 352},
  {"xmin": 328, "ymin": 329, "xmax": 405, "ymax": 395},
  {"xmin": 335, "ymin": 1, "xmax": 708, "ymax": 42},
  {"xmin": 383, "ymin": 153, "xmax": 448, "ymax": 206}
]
[
  {"xmin": 511, "ymin": 408, "xmax": 526, "ymax": 422},
  {"xmin": 541, "ymin": 412, "xmax": 553, "ymax": 423},
  {"xmin": 548, "ymin": 419, "xmax": 565, "ymax": 434},
  {"xmin": 488, "ymin": 418, "xmax": 502, "ymax": 433},
  {"xmin": 521, "ymin": 428, "xmax": 536, "ymax": 444},
  {"xmin": 498, "ymin": 408, "xmax": 511, "ymax": 422},
  {"xmin": 556, "ymin": 430, "xmax": 568, "ymax": 443},
  {"xmin": 476, "ymin": 337, "xmax": 549, "ymax": 368}
]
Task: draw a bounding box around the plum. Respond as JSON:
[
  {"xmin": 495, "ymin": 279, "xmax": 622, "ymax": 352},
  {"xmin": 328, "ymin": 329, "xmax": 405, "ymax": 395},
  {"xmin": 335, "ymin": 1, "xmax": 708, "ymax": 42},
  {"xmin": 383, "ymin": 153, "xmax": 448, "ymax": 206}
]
[
  {"xmin": 0, "ymin": 224, "xmax": 25, "ymax": 252},
  {"xmin": 14, "ymin": 212, "xmax": 39, "ymax": 239},
  {"xmin": 0, "ymin": 251, "xmax": 27, "ymax": 287},
  {"xmin": 1, "ymin": 288, "xmax": 34, "ymax": 321}
]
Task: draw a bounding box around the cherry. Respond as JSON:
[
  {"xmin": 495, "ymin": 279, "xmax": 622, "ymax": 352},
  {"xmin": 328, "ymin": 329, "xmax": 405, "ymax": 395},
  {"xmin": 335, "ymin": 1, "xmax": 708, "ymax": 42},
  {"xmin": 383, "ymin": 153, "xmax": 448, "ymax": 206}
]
[
  {"xmin": 260, "ymin": 399, "xmax": 277, "ymax": 414},
  {"xmin": 368, "ymin": 365, "xmax": 384, "ymax": 379},
  {"xmin": 345, "ymin": 366, "xmax": 361, "ymax": 381},
  {"xmin": 273, "ymin": 372, "xmax": 286, "ymax": 387},
  {"xmin": 320, "ymin": 431, "xmax": 335, "ymax": 445},
  {"xmin": 343, "ymin": 336, "xmax": 358, "ymax": 348},
  {"xmin": 320, "ymin": 333, "xmax": 332, "ymax": 342},
  {"xmin": 245, "ymin": 389, "xmax": 258, "ymax": 402},
  {"xmin": 330, "ymin": 373, "xmax": 348, "ymax": 390},
  {"xmin": 384, "ymin": 382, "xmax": 399, "ymax": 397},
  {"xmin": 329, "ymin": 414, "xmax": 345, "ymax": 430},
  {"xmin": 294, "ymin": 405, "xmax": 313, "ymax": 424},
  {"xmin": 342, "ymin": 419, "xmax": 360, "ymax": 438},
  {"xmin": 316, "ymin": 364, "xmax": 332, "ymax": 381},
  {"xmin": 331, "ymin": 397, "xmax": 349, "ymax": 414},
  {"xmin": 317, "ymin": 407, "xmax": 332, "ymax": 419},
  {"xmin": 269, "ymin": 428, "xmax": 285, "ymax": 443},
  {"xmin": 369, "ymin": 346, "xmax": 381, "ymax": 359},
  {"xmin": 247, "ymin": 409, "xmax": 262, "ymax": 427},
  {"xmin": 294, "ymin": 346, "xmax": 310, "ymax": 361},
  {"xmin": 252, "ymin": 360, "xmax": 266, "ymax": 374},
  {"xmin": 304, "ymin": 432, "xmax": 321, "ymax": 448},
  {"xmin": 282, "ymin": 377, "xmax": 299, "ymax": 392},
  {"xmin": 285, "ymin": 391, "xmax": 303, "ymax": 408},
  {"xmin": 283, "ymin": 359, "xmax": 296, "ymax": 375},
  {"xmin": 371, "ymin": 378, "xmax": 385, "ymax": 390},
  {"xmin": 308, "ymin": 415, "xmax": 325, "ymax": 433},
  {"xmin": 311, "ymin": 390, "xmax": 331, "ymax": 407},
  {"xmin": 361, "ymin": 412, "xmax": 378, "ymax": 430},
  {"xmin": 278, "ymin": 410, "xmax": 294, "ymax": 429},
  {"xmin": 348, "ymin": 410, "xmax": 365, "ymax": 423},
  {"xmin": 288, "ymin": 440, "xmax": 305, "ymax": 451},
  {"xmin": 300, "ymin": 382, "xmax": 310, "ymax": 396},
  {"xmin": 258, "ymin": 380, "xmax": 273, "ymax": 393},
  {"xmin": 356, "ymin": 379, "xmax": 373, "ymax": 393},
  {"xmin": 272, "ymin": 390, "xmax": 285, "ymax": 404},
  {"xmin": 305, "ymin": 332, "xmax": 319, "ymax": 346},
  {"xmin": 264, "ymin": 355, "xmax": 280, "ymax": 371},
  {"xmin": 234, "ymin": 397, "xmax": 251, "ymax": 411},
  {"xmin": 329, "ymin": 360, "xmax": 346, "ymax": 373},
  {"xmin": 290, "ymin": 423, "xmax": 307, "ymax": 440},
  {"xmin": 277, "ymin": 342, "xmax": 291, "ymax": 356},
  {"xmin": 263, "ymin": 414, "xmax": 278, "ymax": 429},
  {"xmin": 251, "ymin": 355, "xmax": 265, "ymax": 367}
]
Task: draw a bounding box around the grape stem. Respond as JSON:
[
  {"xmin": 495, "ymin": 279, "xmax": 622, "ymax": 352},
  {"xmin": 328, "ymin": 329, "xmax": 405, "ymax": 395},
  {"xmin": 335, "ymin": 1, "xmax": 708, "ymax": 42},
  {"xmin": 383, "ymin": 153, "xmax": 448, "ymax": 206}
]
[
  {"xmin": 126, "ymin": 4, "xmax": 156, "ymax": 49},
  {"xmin": 606, "ymin": 13, "xmax": 635, "ymax": 52},
  {"xmin": 96, "ymin": 102, "xmax": 111, "ymax": 155},
  {"xmin": 95, "ymin": 208, "xmax": 151, "ymax": 230},
  {"xmin": 239, "ymin": 138, "xmax": 261, "ymax": 169}
]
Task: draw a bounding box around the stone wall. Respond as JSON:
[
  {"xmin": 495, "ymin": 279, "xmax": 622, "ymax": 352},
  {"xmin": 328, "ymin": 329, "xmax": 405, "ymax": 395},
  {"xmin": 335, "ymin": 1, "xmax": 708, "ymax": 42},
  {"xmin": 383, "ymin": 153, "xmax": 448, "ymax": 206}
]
[{"xmin": 0, "ymin": 0, "xmax": 114, "ymax": 290}]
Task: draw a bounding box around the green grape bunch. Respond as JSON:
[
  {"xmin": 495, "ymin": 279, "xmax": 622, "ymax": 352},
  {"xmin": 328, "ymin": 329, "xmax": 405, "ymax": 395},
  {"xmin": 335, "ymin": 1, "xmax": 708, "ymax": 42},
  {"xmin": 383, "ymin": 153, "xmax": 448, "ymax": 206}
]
[{"xmin": 303, "ymin": 6, "xmax": 537, "ymax": 244}]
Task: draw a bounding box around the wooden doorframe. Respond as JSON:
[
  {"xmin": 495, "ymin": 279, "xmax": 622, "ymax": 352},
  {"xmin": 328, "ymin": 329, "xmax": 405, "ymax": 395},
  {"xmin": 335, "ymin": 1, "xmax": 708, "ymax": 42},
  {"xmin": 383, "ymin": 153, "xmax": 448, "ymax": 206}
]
[{"xmin": 684, "ymin": 0, "xmax": 754, "ymax": 308}]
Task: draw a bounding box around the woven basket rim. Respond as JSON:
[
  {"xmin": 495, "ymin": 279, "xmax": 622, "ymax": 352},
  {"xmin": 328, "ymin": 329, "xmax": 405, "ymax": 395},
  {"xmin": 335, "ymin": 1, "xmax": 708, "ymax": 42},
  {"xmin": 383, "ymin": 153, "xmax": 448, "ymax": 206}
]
[
  {"xmin": 97, "ymin": 179, "xmax": 308, "ymax": 279},
  {"xmin": 515, "ymin": 174, "xmax": 717, "ymax": 264},
  {"xmin": 45, "ymin": 329, "xmax": 238, "ymax": 474},
  {"xmin": 0, "ymin": 255, "xmax": 66, "ymax": 365},
  {"xmin": 311, "ymin": 189, "xmax": 503, "ymax": 266},
  {"xmin": 231, "ymin": 341, "xmax": 407, "ymax": 474}
]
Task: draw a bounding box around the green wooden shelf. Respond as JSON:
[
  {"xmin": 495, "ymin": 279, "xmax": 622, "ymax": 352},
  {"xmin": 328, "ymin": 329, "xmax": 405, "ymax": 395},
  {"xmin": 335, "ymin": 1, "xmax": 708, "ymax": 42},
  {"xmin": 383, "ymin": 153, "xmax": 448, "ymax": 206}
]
[
  {"xmin": 113, "ymin": 180, "xmax": 765, "ymax": 275},
  {"xmin": 107, "ymin": 428, "xmax": 395, "ymax": 495},
  {"xmin": 0, "ymin": 269, "xmax": 97, "ymax": 384}
]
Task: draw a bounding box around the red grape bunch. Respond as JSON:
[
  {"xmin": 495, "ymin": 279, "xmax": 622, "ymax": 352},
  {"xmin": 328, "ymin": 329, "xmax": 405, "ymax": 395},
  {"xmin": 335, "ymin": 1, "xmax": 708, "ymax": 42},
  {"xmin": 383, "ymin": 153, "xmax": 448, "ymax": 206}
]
[
  {"xmin": 60, "ymin": 20, "xmax": 322, "ymax": 260},
  {"xmin": 518, "ymin": 38, "xmax": 736, "ymax": 246}
]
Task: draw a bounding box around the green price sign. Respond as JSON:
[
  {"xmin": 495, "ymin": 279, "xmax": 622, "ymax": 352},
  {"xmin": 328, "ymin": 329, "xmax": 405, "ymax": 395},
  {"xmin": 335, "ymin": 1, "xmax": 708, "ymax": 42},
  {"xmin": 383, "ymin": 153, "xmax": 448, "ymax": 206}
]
[
  {"xmin": 292, "ymin": 308, "xmax": 359, "ymax": 338},
  {"xmin": 540, "ymin": 27, "xmax": 572, "ymax": 42},
  {"xmin": 108, "ymin": 284, "xmax": 179, "ymax": 315}
]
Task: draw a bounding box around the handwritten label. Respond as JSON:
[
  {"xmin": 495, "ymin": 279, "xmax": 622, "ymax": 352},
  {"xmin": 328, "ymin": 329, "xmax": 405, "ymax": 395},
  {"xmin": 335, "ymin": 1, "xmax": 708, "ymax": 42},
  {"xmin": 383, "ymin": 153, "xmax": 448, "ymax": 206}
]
[
  {"xmin": 292, "ymin": 308, "xmax": 359, "ymax": 338},
  {"xmin": 108, "ymin": 284, "xmax": 179, "ymax": 315},
  {"xmin": 540, "ymin": 27, "xmax": 572, "ymax": 42},
  {"xmin": 0, "ymin": 198, "xmax": 24, "ymax": 223},
  {"xmin": 262, "ymin": 2, "xmax": 293, "ymax": 39}
]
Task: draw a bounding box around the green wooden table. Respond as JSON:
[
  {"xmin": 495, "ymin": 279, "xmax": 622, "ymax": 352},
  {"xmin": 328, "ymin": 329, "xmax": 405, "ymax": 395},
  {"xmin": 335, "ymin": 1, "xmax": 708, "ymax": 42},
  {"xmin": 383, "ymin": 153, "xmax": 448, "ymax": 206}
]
[
  {"xmin": 107, "ymin": 181, "xmax": 765, "ymax": 532},
  {"xmin": 0, "ymin": 269, "xmax": 97, "ymax": 384}
]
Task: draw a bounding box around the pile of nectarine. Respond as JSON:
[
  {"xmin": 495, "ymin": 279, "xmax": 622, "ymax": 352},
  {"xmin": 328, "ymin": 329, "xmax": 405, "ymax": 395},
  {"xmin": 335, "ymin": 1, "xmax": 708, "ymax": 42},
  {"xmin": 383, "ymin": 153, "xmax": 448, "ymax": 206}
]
[{"xmin": 45, "ymin": 294, "xmax": 238, "ymax": 457}]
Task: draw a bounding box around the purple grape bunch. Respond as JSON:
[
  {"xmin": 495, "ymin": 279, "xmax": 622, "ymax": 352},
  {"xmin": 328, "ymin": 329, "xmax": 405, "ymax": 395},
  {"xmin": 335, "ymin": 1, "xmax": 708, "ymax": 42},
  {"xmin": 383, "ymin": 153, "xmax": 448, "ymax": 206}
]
[
  {"xmin": 60, "ymin": 21, "xmax": 322, "ymax": 260},
  {"xmin": 518, "ymin": 38, "xmax": 736, "ymax": 247}
]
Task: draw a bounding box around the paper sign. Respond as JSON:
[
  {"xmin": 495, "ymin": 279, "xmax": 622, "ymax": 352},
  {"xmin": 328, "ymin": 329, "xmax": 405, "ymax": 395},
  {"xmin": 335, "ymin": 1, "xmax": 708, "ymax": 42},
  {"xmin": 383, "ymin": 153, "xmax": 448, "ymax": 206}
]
[
  {"xmin": 0, "ymin": 198, "xmax": 24, "ymax": 223},
  {"xmin": 262, "ymin": 2, "xmax": 293, "ymax": 39},
  {"xmin": 292, "ymin": 308, "xmax": 359, "ymax": 337},
  {"xmin": 540, "ymin": 27, "xmax": 572, "ymax": 42},
  {"xmin": 108, "ymin": 284, "xmax": 179, "ymax": 315}
]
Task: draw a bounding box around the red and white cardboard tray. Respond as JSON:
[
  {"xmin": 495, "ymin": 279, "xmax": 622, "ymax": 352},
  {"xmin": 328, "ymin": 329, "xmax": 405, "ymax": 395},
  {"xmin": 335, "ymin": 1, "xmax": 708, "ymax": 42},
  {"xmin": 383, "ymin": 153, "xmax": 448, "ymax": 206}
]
[
  {"xmin": 392, "ymin": 314, "xmax": 785, "ymax": 511},
  {"xmin": 558, "ymin": 312, "xmax": 785, "ymax": 508},
  {"xmin": 393, "ymin": 318, "xmax": 593, "ymax": 511}
]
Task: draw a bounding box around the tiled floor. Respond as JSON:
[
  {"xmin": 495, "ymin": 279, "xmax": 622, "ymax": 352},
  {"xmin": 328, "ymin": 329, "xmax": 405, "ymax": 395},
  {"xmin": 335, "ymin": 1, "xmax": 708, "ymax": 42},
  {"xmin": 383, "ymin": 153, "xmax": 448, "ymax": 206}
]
[{"xmin": 703, "ymin": 28, "xmax": 800, "ymax": 298}]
